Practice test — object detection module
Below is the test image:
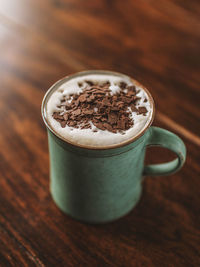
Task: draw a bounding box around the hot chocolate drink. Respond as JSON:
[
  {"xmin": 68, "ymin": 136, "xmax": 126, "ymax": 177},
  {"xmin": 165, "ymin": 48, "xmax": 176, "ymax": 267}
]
[{"xmin": 46, "ymin": 72, "xmax": 153, "ymax": 147}]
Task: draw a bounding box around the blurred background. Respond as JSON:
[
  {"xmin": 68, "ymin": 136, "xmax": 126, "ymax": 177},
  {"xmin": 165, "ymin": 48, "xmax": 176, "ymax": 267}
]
[
  {"xmin": 0, "ymin": 0, "xmax": 200, "ymax": 266},
  {"xmin": 1, "ymin": 0, "xmax": 200, "ymax": 139}
]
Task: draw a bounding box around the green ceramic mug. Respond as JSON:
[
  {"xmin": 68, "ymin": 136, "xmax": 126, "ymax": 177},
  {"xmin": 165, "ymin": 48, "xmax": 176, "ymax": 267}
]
[{"xmin": 42, "ymin": 70, "xmax": 186, "ymax": 223}]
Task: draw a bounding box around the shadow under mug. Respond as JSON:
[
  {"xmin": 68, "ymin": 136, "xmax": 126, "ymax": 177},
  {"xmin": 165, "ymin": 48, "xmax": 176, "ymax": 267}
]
[{"xmin": 42, "ymin": 70, "xmax": 186, "ymax": 224}]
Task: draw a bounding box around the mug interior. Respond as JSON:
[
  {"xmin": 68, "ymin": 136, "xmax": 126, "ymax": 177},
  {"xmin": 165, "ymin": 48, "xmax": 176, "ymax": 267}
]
[{"xmin": 41, "ymin": 70, "xmax": 155, "ymax": 150}]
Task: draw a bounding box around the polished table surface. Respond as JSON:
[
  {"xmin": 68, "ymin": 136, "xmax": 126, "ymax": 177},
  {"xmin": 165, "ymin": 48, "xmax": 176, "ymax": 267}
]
[{"xmin": 0, "ymin": 1, "xmax": 200, "ymax": 266}]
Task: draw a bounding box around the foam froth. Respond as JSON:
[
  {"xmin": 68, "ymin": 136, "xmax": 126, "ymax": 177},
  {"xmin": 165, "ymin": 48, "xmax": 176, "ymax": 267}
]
[{"xmin": 46, "ymin": 73, "xmax": 153, "ymax": 147}]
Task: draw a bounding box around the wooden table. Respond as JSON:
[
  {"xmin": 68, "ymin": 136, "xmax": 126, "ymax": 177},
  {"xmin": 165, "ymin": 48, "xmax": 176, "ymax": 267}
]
[{"xmin": 0, "ymin": 1, "xmax": 200, "ymax": 266}]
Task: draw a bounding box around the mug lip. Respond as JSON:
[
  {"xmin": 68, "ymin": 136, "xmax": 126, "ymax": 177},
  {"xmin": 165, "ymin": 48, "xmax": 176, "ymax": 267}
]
[{"xmin": 41, "ymin": 70, "xmax": 155, "ymax": 150}]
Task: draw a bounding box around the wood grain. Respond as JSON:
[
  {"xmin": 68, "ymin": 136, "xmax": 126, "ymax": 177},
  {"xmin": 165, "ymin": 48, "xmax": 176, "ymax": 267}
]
[{"xmin": 0, "ymin": 0, "xmax": 200, "ymax": 266}]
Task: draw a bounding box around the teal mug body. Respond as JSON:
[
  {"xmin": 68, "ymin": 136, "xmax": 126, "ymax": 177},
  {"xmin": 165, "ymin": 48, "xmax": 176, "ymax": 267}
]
[{"xmin": 42, "ymin": 71, "xmax": 186, "ymax": 223}]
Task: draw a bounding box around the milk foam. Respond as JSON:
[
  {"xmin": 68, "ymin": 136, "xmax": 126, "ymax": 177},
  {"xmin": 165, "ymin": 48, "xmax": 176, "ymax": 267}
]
[{"xmin": 46, "ymin": 74, "xmax": 153, "ymax": 147}]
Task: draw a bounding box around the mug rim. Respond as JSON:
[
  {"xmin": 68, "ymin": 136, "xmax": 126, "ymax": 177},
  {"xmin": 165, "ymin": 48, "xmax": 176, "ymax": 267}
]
[{"xmin": 41, "ymin": 70, "xmax": 155, "ymax": 150}]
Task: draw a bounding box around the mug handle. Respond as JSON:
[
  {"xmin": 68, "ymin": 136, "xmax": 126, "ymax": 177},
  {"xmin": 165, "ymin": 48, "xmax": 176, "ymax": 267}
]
[{"xmin": 143, "ymin": 126, "xmax": 186, "ymax": 176}]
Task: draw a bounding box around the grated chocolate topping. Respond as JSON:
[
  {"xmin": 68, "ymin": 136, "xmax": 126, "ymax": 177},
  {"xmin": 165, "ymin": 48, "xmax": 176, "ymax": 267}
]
[{"xmin": 52, "ymin": 81, "xmax": 148, "ymax": 133}]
